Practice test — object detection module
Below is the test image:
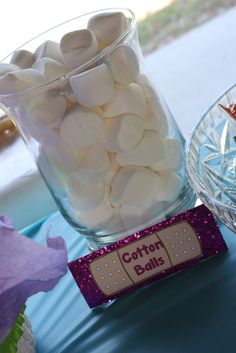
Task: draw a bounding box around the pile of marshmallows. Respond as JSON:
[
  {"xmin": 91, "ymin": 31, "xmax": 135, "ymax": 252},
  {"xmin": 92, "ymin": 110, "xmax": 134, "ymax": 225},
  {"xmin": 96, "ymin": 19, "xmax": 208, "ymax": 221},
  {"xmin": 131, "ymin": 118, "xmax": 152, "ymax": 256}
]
[{"xmin": 0, "ymin": 11, "xmax": 183, "ymax": 231}]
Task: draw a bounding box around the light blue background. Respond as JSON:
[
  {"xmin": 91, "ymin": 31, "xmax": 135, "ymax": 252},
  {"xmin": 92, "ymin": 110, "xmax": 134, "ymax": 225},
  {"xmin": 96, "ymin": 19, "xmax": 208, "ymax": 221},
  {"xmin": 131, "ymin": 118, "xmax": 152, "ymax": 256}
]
[{"xmin": 25, "ymin": 212, "xmax": 236, "ymax": 353}]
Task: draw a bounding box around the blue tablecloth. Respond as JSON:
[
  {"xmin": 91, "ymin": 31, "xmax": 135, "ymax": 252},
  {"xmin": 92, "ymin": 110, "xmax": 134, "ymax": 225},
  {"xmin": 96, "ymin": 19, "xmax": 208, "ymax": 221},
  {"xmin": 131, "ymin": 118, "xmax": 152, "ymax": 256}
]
[{"xmin": 25, "ymin": 212, "xmax": 236, "ymax": 353}]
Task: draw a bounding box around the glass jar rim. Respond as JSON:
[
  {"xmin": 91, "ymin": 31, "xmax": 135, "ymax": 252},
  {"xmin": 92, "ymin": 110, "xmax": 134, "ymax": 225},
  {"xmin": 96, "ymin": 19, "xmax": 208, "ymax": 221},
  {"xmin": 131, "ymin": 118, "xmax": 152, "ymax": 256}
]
[{"xmin": 0, "ymin": 7, "xmax": 135, "ymax": 101}]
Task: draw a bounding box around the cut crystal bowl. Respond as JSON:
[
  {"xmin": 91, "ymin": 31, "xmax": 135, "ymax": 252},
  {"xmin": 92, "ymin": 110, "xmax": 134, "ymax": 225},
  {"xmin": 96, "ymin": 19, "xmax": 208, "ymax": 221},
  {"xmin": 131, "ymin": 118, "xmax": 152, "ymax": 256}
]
[{"xmin": 186, "ymin": 83, "xmax": 236, "ymax": 232}]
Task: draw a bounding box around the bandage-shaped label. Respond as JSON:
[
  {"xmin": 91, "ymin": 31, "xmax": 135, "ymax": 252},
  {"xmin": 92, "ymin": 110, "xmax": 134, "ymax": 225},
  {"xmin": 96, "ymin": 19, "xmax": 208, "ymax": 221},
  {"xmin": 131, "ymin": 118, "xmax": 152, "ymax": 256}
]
[{"xmin": 69, "ymin": 205, "xmax": 227, "ymax": 308}]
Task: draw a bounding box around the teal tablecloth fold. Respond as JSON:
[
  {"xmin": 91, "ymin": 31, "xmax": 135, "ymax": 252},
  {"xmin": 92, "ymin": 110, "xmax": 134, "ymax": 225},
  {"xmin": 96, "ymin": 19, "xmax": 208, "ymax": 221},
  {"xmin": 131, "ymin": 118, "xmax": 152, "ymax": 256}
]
[{"xmin": 26, "ymin": 212, "xmax": 236, "ymax": 353}]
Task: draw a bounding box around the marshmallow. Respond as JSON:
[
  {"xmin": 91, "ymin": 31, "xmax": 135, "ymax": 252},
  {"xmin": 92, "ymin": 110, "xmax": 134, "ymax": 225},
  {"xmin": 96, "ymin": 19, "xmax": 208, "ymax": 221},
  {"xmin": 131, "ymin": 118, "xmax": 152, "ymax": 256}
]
[
  {"xmin": 67, "ymin": 173, "xmax": 105, "ymax": 212},
  {"xmin": 0, "ymin": 63, "xmax": 19, "ymax": 77},
  {"xmin": 110, "ymin": 166, "xmax": 138, "ymax": 206},
  {"xmin": 116, "ymin": 130, "xmax": 167, "ymax": 166},
  {"xmin": 62, "ymin": 84, "xmax": 78, "ymax": 109},
  {"xmin": 10, "ymin": 50, "xmax": 35, "ymax": 69},
  {"xmin": 120, "ymin": 205, "xmax": 145, "ymax": 229},
  {"xmin": 103, "ymin": 152, "xmax": 120, "ymax": 185},
  {"xmin": 60, "ymin": 29, "xmax": 98, "ymax": 69},
  {"xmin": 15, "ymin": 105, "xmax": 49, "ymax": 141},
  {"xmin": 116, "ymin": 167, "xmax": 161, "ymax": 208},
  {"xmin": 88, "ymin": 11, "xmax": 127, "ymax": 48},
  {"xmin": 0, "ymin": 69, "xmax": 46, "ymax": 94},
  {"xmin": 35, "ymin": 40, "xmax": 64, "ymax": 64},
  {"xmin": 104, "ymin": 208, "xmax": 124, "ymax": 234},
  {"xmin": 120, "ymin": 202, "xmax": 166, "ymax": 230},
  {"xmin": 107, "ymin": 45, "xmax": 139, "ymax": 84},
  {"xmin": 137, "ymin": 74, "xmax": 156, "ymax": 99},
  {"xmin": 145, "ymin": 97, "xmax": 169, "ymax": 136},
  {"xmin": 124, "ymin": 168, "xmax": 161, "ymax": 208},
  {"xmin": 103, "ymin": 83, "xmax": 146, "ymax": 118},
  {"xmin": 137, "ymin": 75, "xmax": 168, "ymax": 136},
  {"xmin": 39, "ymin": 131, "xmax": 80, "ymax": 173},
  {"xmin": 103, "ymin": 114, "xmax": 144, "ymax": 152},
  {"xmin": 74, "ymin": 190, "xmax": 114, "ymax": 229},
  {"xmin": 18, "ymin": 102, "xmax": 67, "ymax": 144},
  {"xmin": 103, "ymin": 168, "xmax": 117, "ymax": 186},
  {"xmin": 111, "ymin": 166, "xmax": 161, "ymax": 209},
  {"xmin": 26, "ymin": 90, "xmax": 67, "ymax": 128},
  {"xmin": 70, "ymin": 63, "xmax": 114, "ymax": 107},
  {"xmin": 155, "ymin": 171, "xmax": 183, "ymax": 202},
  {"xmin": 32, "ymin": 57, "xmax": 68, "ymax": 81},
  {"xmin": 150, "ymin": 138, "xmax": 184, "ymax": 172},
  {"xmin": 90, "ymin": 106, "xmax": 104, "ymax": 116},
  {"xmin": 110, "ymin": 152, "xmax": 120, "ymax": 171},
  {"xmin": 60, "ymin": 106, "xmax": 104, "ymax": 148},
  {"xmin": 74, "ymin": 143, "xmax": 110, "ymax": 184}
]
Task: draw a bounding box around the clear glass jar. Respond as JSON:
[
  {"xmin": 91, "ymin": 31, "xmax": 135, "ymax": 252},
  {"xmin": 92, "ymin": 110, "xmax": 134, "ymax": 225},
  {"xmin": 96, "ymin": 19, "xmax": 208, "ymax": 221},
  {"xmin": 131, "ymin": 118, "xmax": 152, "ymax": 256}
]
[{"xmin": 0, "ymin": 8, "xmax": 196, "ymax": 250}]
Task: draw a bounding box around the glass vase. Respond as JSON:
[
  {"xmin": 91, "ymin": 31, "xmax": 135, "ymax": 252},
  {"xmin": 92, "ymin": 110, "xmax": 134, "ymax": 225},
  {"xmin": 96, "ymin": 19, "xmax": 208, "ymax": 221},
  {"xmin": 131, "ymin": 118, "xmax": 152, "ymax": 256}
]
[{"xmin": 0, "ymin": 8, "xmax": 196, "ymax": 250}]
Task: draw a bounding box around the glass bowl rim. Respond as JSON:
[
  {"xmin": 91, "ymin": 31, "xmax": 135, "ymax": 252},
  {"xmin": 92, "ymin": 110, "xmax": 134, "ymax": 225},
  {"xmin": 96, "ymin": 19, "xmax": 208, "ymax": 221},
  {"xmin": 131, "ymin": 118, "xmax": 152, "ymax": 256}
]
[
  {"xmin": 185, "ymin": 81, "xmax": 236, "ymax": 212},
  {"xmin": 0, "ymin": 7, "xmax": 135, "ymax": 101}
]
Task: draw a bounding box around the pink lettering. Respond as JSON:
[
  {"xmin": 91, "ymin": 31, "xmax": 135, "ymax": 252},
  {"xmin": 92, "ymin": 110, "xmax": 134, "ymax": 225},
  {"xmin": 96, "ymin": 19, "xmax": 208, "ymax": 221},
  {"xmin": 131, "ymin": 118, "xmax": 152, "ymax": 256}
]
[
  {"xmin": 134, "ymin": 265, "xmax": 145, "ymax": 275},
  {"xmin": 122, "ymin": 252, "xmax": 131, "ymax": 263}
]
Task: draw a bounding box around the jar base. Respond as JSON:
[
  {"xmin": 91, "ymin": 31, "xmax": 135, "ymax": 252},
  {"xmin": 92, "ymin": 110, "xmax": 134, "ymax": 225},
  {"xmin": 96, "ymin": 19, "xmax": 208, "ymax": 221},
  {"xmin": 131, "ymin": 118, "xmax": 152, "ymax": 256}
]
[{"xmin": 86, "ymin": 182, "xmax": 197, "ymax": 251}]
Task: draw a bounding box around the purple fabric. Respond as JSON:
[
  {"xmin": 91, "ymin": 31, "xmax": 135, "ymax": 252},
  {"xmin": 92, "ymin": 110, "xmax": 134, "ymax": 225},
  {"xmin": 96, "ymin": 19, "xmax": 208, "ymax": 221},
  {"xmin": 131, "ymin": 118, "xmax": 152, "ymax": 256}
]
[{"xmin": 0, "ymin": 215, "xmax": 68, "ymax": 342}]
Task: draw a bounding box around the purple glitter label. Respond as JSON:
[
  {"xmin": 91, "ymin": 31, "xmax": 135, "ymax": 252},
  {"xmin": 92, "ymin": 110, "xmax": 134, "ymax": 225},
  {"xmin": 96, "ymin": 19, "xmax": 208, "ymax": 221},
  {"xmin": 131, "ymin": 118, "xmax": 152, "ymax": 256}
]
[{"xmin": 69, "ymin": 205, "xmax": 228, "ymax": 308}]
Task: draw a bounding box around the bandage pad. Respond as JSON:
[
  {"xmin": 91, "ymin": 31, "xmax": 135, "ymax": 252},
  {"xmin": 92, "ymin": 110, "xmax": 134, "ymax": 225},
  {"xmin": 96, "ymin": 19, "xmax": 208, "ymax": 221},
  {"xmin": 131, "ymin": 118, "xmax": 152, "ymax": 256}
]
[{"xmin": 69, "ymin": 205, "xmax": 228, "ymax": 308}]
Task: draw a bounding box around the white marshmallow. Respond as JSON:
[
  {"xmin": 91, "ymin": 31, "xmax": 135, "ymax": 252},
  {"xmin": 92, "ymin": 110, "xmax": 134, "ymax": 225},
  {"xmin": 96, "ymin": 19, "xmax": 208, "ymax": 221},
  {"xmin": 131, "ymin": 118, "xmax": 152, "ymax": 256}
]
[
  {"xmin": 103, "ymin": 152, "xmax": 120, "ymax": 185},
  {"xmin": 35, "ymin": 40, "xmax": 64, "ymax": 64},
  {"xmin": 120, "ymin": 202, "xmax": 166, "ymax": 230},
  {"xmin": 74, "ymin": 193, "xmax": 114, "ymax": 229},
  {"xmin": 137, "ymin": 74, "xmax": 156, "ymax": 99},
  {"xmin": 60, "ymin": 106, "xmax": 104, "ymax": 148},
  {"xmin": 74, "ymin": 187, "xmax": 116, "ymax": 231},
  {"xmin": 90, "ymin": 106, "xmax": 104, "ymax": 116},
  {"xmin": 155, "ymin": 171, "xmax": 183, "ymax": 202},
  {"xmin": 74, "ymin": 143, "xmax": 110, "ymax": 184},
  {"xmin": 63, "ymin": 84, "xmax": 77, "ymax": 106},
  {"xmin": 26, "ymin": 90, "xmax": 67, "ymax": 128},
  {"xmin": 104, "ymin": 208, "xmax": 124, "ymax": 234},
  {"xmin": 116, "ymin": 130, "xmax": 167, "ymax": 166},
  {"xmin": 16, "ymin": 105, "xmax": 50, "ymax": 141},
  {"xmin": 118, "ymin": 167, "xmax": 161, "ymax": 208},
  {"xmin": 103, "ymin": 83, "xmax": 146, "ymax": 118},
  {"xmin": 10, "ymin": 50, "xmax": 35, "ymax": 69},
  {"xmin": 70, "ymin": 63, "xmax": 114, "ymax": 107},
  {"xmin": 108, "ymin": 45, "xmax": 139, "ymax": 84},
  {"xmin": 137, "ymin": 75, "xmax": 168, "ymax": 136},
  {"xmin": 126, "ymin": 170, "xmax": 161, "ymax": 209},
  {"xmin": 103, "ymin": 114, "xmax": 144, "ymax": 152},
  {"xmin": 109, "ymin": 152, "xmax": 120, "ymax": 172},
  {"xmin": 111, "ymin": 166, "xmax": 161, "ymax": 209},
  {"xmin": 110, "ymin": 152, "xmax": 120, "ymax": 171},
  {"xmin": 0, "ymin": 69, "xmax": 46, "ymax": 95},
  {"xmin": 120, "ymin": 205, "xmax": 144, "ymax": 229},
  {"xmin": 39, "ymin": 131, "xmax": 80, "ymax": 173},
  {"xmin": 121, "ymin": 204, "xmax": 150, "ymax": 229},
  {"xmin": 145, "ymin": 97, "xmax": 169, "ymax": 136},
  {"xmin": 150, "ymin": 138, "xmax": 184, "ymax": 172},
  {"xmin": 60, "ymin": 29, "xmax": 98, "ymax": 69},
  {"xmin": 103, "ymin": 168, "xmax": 117, "ymax": 185},
  {"xmin": 32, "ymin": 57, "xmax": 68, "ymax": 81},
  {"xmin": 88, "ymin": 11, "xmax": 127, "ymax": 48},
  {"xmin": 0, "ymin": 63, "xmax": 19, "ymax": 77},
  {"xmin": 110, "ymin": 166, "xmax": 138, "ymax": 206},
  {"xmin": 67, "ymin": 173, "xmax": 105, "ymax": 212}
]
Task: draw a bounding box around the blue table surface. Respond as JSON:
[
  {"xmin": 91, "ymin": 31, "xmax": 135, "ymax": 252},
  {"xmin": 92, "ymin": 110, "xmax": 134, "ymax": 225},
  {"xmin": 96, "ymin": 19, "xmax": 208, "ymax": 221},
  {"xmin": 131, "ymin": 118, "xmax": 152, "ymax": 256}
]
[{"xmin": 25, "ymin": 212, "xmax": 236, "ymax": 353}]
